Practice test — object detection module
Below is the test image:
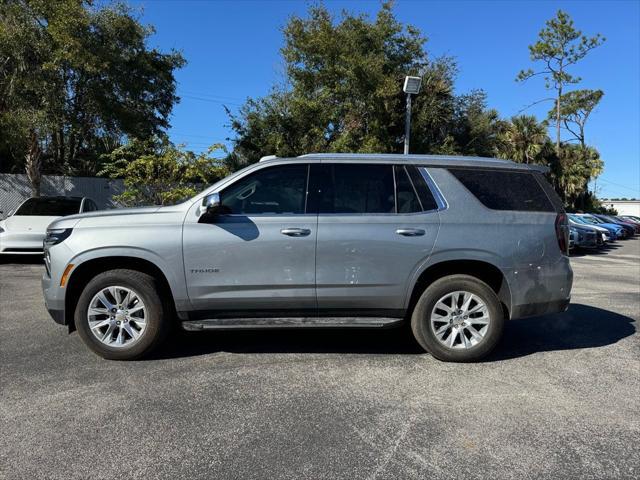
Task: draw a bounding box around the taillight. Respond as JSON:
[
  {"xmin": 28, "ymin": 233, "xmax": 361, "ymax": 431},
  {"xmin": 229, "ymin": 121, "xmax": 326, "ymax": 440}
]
[{"xmin": 555, "ymin": 213, "xmax": 568, "ymax": 255}]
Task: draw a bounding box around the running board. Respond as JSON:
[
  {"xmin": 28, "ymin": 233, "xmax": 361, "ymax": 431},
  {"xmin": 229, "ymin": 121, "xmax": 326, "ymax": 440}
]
[{"xmin": 181, "ymin": 317, "xmax": 404, "ymax": 331}]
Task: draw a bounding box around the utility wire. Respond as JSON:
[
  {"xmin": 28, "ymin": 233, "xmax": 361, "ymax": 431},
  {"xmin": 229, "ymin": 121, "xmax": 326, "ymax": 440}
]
[{"xmin": 596, "ymin": 178, "xmax": 640, "ymax": 193}]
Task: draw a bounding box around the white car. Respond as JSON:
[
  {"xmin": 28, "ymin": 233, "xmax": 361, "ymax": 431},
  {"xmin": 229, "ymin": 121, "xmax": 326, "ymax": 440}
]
[{"xmin": 0, "ymin": 196, "xmax": 98, "ymax": 255}]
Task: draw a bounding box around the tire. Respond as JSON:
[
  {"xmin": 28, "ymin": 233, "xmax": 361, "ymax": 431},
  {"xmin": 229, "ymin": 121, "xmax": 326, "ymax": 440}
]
[
  {"xmin": 75, "ymin": 269, "xmax": 170, "ymax": 360},
  {"xmin": 411, "ymin": 274, "xmax": 504, "ymax": 362}
]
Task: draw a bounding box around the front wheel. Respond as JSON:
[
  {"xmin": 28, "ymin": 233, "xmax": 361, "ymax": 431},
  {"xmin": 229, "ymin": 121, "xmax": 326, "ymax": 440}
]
[
  {"xmin": 411, "ymin": 274, "xmax": 504, "ymax": 362},
  {"xmin": 75, "ymin": 269, "xmax": 169, "ymax": 360}
]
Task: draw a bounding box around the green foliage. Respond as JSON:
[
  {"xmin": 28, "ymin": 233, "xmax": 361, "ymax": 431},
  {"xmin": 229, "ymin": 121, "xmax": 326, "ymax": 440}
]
[
  {"xmin": 575, "ymin": 192, "xmax": 617, "ymax": 215},
  {"xmin": 227, "ymin": 3, "xmax": 502, "ymax": 167},
  {"xmin": 516, "ymin": 10, "xmax": 604, "ymax": 88},
  {"xmin": 547, "ymin": 144, "xmax": 603, "ymax": 205},
  {"xmin": 100, "ymin": 137, "xmax": 229, "ymax": 207},
  {"xmin": 548, "ymin": 89, "xmax": 603, "ymax": 146},
  {"xmin": 516, "ymin": 10, "xmax": 605, "ymax": 153},
  {"xmin": 0, "ymin": 0, "xmax": 185, "ymax": 183},
  {"xmin": 495, "ymin": 115, "xmax": 549, "ymax": 164}
]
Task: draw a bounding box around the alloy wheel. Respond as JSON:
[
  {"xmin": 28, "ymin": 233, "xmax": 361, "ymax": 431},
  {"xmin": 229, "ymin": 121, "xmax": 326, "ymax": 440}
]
[
  {"xmin": 429, "ymin": 290, "xmax": 491, "ymax": 349},
  {"xmin": 87, "ymin": 286, "xmax": 147, "ymax": 348}
]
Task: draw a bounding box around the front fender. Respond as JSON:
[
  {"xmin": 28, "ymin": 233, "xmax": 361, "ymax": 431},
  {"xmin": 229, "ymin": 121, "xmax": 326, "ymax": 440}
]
[{"xmin": 67, "ymin": 246, "xmax": 189, "ymax": 312}]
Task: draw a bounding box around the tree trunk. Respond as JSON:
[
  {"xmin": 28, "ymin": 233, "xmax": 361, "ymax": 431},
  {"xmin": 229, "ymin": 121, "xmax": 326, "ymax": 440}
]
[
  {"xmin": 25, "ymin": 130, "xmax": 42, "ymax": 197},
  {"xmin": 556, "ymin": 85, "xmax": 562, "ymax": 156}
]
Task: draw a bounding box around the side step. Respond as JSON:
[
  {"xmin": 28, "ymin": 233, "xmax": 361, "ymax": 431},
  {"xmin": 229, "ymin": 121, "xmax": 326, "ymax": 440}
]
[{"xmin": 181, "ymin": 317, "xmax": 404, "ymax": 331}]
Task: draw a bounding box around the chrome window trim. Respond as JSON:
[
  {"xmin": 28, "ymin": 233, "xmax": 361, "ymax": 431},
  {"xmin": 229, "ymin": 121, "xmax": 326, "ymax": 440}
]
[{"xmin": 419, "ymin": 167, "xmax": 448, "ymax": 211}]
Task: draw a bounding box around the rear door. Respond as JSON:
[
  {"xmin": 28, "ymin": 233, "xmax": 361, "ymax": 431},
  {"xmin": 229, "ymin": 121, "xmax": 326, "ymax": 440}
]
[{"xmin": 311, "ymin": 163, "xmax": 440, "ymax": 317}]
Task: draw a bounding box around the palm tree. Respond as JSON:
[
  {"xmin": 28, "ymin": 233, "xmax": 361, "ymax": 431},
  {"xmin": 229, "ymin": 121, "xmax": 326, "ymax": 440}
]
[{"xmin": 496, "ymin": 115, "xmax": 548, "ymax": 164}]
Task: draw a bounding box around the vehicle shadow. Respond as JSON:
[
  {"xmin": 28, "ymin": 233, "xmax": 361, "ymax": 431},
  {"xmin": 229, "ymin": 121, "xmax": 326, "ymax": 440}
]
[
  {"xmin": 570, "ymin": 243, "xmax": 621, "ymax": 257},
  {"xmin": 486, "ymin": 303, "xmax": 636, "ymax": 361},
  {"xmin": 151, "ymin": 303, "xmax": 636, "ymax": 361}
]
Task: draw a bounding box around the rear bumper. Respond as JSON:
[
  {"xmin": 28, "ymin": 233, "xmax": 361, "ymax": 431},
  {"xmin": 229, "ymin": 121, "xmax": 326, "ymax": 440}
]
[
  {"xmin": 505, "ymin": 257, "xmax": 573, "ymax": 320},
  {"xmin": 511, "ymin": 297, "xmax": 570, "ymax": 319}
]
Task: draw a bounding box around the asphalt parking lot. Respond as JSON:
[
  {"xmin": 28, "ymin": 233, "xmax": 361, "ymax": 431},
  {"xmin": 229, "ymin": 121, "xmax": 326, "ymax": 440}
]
[{"xmin": 1, "ymin": 240, "xmax": 639, "ymax": 480}]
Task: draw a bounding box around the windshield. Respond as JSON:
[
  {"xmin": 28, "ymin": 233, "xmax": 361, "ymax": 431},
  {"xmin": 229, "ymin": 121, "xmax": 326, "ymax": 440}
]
[
  {"xmin": 569, "ymin": 215, "xmax": 587, "ymax": 224},
  {"xmin": 15, "ymin": 197, "xmax": 82, "ymax": 216},
  {"xmin": 579, "ymin": 215, "xmax": 598, "ymax": 224}
]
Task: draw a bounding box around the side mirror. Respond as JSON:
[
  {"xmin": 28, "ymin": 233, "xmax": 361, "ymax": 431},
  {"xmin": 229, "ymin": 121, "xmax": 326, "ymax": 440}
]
[{"xmin": 201, "ymin": 192, "xmax": 222, "ymax": 215}]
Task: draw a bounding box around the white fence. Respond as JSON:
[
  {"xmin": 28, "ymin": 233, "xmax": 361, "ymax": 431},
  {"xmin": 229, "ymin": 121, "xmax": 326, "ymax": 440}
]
[{"xmin": 0, "ymin": 174, "xmax": 124, "ymax": 218}]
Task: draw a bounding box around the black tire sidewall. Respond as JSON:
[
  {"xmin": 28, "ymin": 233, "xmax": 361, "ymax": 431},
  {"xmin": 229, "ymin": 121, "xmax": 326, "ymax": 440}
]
[
  {"xmin": 75, "ymin": 270, "xmax": 166, "ymax": 360},
  {"xmin": 411, "ymin": 274, "xmax": 504, "ymax": 362}
]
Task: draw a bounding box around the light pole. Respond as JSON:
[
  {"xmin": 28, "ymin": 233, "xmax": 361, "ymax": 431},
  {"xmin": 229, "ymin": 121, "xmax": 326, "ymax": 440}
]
[{"xmin": 403, "ymin": 76, "xmax": 422, "ymax": 155}]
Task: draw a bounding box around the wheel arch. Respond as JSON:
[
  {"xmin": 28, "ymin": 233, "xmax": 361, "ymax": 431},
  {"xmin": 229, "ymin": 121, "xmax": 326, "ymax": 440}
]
[
  {"xmin": 64, "ymin": 256, "xmax": 178, "ymax": 330},
  {"xmin": 405, "ymin": 259, "xmax": 512, "ymax": 320}
]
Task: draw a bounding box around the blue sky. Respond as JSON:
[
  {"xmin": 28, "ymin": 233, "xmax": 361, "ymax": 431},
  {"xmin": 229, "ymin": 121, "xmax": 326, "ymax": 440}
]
[{"xmin": 132, "ymin": 0, "xmax": 639, "ymax": 199}]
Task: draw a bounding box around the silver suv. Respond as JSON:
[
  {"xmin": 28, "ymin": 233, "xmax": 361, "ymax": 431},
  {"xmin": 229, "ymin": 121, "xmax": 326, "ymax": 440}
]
[{"xmin": 42, "ymin": 154, "xmax": 573, "ymax": 362}]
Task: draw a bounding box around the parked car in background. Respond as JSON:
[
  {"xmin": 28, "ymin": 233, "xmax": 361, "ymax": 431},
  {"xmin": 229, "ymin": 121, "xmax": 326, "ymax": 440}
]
[
  {"xmin": 593, "ymin": 214, "xmax": 638, "ymax": 236},
  {"xmin": 568, "ymin": 214, "xmax": 613, "ymax": 246},
  {"xmin": 569, "ymin": 227, "xmax": 577, "ymax": 250},
  {"xmin": 569, "ymin": 214, "xmax": 616, "ymax": 242},
  {"xmin": 0, "ymin": 196, "xmax": 98, "ymax": 255},
  {"xmin": 615, "ymin": 215, "xmax": 640, "ymax": 231},
  {"xmin": 620, "ymin": 215, "xmax": 640, "ymax": 223},
  {"xmin": 577, "ymin": 214, "xmax": 627, "ymax": 239},
  {"xmin": 570, "ymin": 224, "xmax": 601, "ymax": 249},
  {"xmin": 42, "ymin": 153, "xmax": 573, "ymax": 362}
]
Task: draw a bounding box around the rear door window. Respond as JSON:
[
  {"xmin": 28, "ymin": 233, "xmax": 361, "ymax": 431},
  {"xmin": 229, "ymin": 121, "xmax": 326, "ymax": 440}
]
[
  {"xmin": 448, "ymin": 168, "xmax": 555, "ymax": 212},
  {"xmin": 394, "ymin": 166, "xmax": 422, "ymax": 213},
  {"xmin": 308, "ymin": 164, "xmax": 395, "ymax": 214}
]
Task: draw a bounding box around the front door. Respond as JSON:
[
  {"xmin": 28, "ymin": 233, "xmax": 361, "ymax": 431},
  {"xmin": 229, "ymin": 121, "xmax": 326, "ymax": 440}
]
[
  {"xmin": 182, "ymin": 163, "xmax": 317, "ymax": 316},
  {"xmin": 311, "ymin": 163, "xmax": 440, "ymax": 317}
]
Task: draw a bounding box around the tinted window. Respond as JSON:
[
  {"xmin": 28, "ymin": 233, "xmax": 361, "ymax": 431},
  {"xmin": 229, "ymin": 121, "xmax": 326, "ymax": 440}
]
[
  {"xmin": 82, "ymin": 199, "xmax": 98, "ymax": 212},
  {"xmin": 448, "ymin": 168, "xmax": 554, "ymax": 212},
  {"xmin": 407, "ymin": 166, "xmax": 438, "ymax": 211},
  {"xmin": 15, "ymin": 197, "xmax": 82, "ymax": 216},
  {"xmin": 309, "ymin": 164, "xmax": 395, "ymax": 214},
  {"xmin": 221, "ymin": 164, "xmax": 308, "ymax": 214},
  {"xmin": 394, "ymin": 166, "xmax": 421, "ymax": 213}
]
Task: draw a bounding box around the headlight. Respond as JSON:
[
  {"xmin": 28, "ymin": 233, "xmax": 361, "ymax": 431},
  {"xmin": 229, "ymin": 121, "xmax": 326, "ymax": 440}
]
[{"xmin": 44, "ymin": 228, "xmax": 73, "ymax": 246}]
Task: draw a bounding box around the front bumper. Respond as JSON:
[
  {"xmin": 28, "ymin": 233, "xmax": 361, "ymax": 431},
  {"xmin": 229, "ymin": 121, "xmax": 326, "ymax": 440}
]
[
  {"xmin": 0, "ymin": 231, "xmax": 45, "ymax": 254},
  {"xmin": 41, "ymin": 243, "xmax": 75, "ymax": 326},
  {"xmin": 47, "ymin": 308, "xmax": 66, "ymax": 325},
  {"xmin": 42, "ymin": 270, "xmax": 67, "ymax": 324}
]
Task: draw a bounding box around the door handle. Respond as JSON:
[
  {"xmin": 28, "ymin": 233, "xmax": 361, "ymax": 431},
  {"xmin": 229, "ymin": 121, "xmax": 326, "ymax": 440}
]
[
  {"xmin": 396, "ymin": 228, "xmax": 425, "ymax": 237},
  {"xmin": 281, "ymin": 228, "xmax": 311, "ymax": 237}
]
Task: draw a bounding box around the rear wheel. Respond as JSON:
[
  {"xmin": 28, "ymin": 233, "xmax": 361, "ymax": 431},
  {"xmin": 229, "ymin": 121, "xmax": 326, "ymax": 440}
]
[
  {"xmin": 411, "ymin": 274, "xmax": 504, "ymax": 362},
  {"xmin": 75, "ymin": 269, "xmax": 169, "ymax": 360}
]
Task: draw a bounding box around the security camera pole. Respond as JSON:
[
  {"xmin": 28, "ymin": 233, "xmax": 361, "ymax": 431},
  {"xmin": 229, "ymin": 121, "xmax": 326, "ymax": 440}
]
[{"xmin": 403, "ymin": 76, "xmax": 422, "ymax": 155}]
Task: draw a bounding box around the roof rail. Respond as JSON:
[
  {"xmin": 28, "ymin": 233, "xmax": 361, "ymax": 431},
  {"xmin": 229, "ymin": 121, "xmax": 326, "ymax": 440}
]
[
  {"xmin": 259, "ymin": 155, "xmax": 279, "ymax": 162},
  {"xmin": 527, "ymin": 164, "xmax": 550, "ymax": 174}
]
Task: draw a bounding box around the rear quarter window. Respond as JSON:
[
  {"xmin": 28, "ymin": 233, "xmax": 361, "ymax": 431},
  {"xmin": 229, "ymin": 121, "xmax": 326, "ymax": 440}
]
[{"xmin": 448, "ymin": 168, "xmax": 555, "ymax": 212}]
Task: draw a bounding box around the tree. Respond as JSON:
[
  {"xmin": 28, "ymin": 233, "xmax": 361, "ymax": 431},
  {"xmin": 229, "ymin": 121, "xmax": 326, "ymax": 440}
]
[
  {"xmin": 440, "ymin": 90, "xmax": 505, "ymax": 157},
  {"xmin": 516, "ymin": 10, "xmax": 604, "ymax": 155},
  {"xmin": 548, "ymin": 144, "xmax": 603, "ymax": 204},
  {"xmin": 227, "ymin": 2, "xmax": 493, "ymax": 167},
  {"xmin": 550, "ymin": 89, "xmax": 603, "ymax": 148},
  {"xmin": 100, "ymin": 137, "xmax": 229, "ymax": 207},
  {"xmin": 495, "ymin": 115, "xmax": 549, "ymax": 164},
  {"xmin": 0, "ymin": 0, "xmax": 185, "ymax": 194}
]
